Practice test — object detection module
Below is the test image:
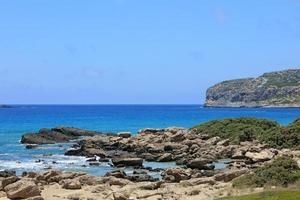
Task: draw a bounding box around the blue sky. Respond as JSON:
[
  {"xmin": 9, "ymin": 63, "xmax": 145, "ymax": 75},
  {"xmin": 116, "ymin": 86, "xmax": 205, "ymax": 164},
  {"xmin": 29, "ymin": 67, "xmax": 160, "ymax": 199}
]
[{"xmin": 0, "ymin": 0, "xmax": 300, "ymax": 104}]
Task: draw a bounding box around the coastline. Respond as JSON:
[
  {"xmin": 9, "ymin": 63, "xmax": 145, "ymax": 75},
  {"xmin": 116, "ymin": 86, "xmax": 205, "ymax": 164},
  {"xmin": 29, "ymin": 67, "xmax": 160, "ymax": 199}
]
[{"xmin": 1, "ymin": 117, "xmax": 300, "ymax": 199}]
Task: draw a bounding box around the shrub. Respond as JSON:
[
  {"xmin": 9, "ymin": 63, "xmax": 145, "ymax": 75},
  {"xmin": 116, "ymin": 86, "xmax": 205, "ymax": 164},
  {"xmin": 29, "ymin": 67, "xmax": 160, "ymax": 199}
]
[
  {"xmin": 192, "ymin": 117, "xmax": 300, "ymax": 149},
  {"xmin": 233, "ymin": 157, "xmax": 300, "ymax": 188}
]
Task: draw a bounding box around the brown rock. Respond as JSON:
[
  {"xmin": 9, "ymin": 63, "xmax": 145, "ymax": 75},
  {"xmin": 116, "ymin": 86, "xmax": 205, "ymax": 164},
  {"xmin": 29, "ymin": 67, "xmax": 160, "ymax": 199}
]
[
  {"xmin": 1, "ymin": 176, "xmax": 19, "ymax": 188},
  {"xmin": 4, "ymin": 180, "xmax": 41, "ymax": 199},
  {"xmin": 117, "ymin": 132, "xmax": 131, "ymax": 138},
  {"xmin": 214, "ymin": 168, "xmax": 248, "ymax": 182},
  {"xmin": 180, "ymin": 177, "xmax": 216, "ymax": 187},
  {"xmin": 61, "ymin": 179, "xmax": 82, "ymax": 190},
  {"xmin": 157, "ymin": 153, "xmax": 173, "ymax": 162},
  {"xmin": 112, "ymin": 157, "xmax": 143, "ymax": 167},
  {"xmin": 187, "ymin": 158, "xmax": 213, "ymax": 169}
]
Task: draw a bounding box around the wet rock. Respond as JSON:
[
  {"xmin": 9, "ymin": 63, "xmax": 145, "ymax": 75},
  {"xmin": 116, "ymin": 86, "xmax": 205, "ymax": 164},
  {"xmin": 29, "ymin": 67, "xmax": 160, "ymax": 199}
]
[
  {"xmin": 4, "ymin": 180, "xmax": 40, "ymax": 199},
  {"xmin": 126, "ymin": 174, "xmax": 158, "ymax": 182},
  {"xmin": 21, "ymin": 127, "xmax": 98, "ymax": 144},
  {"xmin": 0, "ymin": 170, "xmax": 16, "ymax": 178},
  {"xmin": 65, "ymin": 147, "xmax": 107, "ymax": 158},
  {"xmin": 112, "ymin": 157, "xmax": 143, "ymax": 167},
  {"xmin": 26, "ymin": 144, "xmax": 39, "ymax": 149},
  {"xmin": 187, "ymin": 158, "xmax": 213, "ymax": 169},
  {"xmin": 105, "ymin": 170, "xmax": 126, "ymax": 179}
]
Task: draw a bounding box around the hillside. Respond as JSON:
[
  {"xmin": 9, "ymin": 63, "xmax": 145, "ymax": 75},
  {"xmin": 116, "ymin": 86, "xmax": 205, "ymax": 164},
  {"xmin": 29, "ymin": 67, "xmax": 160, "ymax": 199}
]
[{"xmin": 205, "ymin": 69, "xmax": 300, "ymax": 107}]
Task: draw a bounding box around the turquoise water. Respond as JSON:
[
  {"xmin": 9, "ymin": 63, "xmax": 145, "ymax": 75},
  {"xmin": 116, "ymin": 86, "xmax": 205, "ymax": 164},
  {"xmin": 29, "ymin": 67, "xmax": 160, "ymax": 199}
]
[{"xmin": 0, "ymin": 105, "xmax": 299, "ymax": 175}]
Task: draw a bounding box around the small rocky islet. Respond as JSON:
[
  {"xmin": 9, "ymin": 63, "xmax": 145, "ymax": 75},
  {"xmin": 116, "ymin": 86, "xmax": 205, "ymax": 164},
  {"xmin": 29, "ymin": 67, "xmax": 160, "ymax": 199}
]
[{"xmin": 2, "ymin": 117, "xmax": 300, "ymax": 199}]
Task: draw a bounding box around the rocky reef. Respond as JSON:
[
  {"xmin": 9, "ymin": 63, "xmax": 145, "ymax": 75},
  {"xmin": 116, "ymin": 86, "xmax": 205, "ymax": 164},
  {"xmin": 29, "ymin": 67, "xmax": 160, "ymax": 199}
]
[
  {"xmin": 205, "ymin": 69, "xmax": 300, "ymax": 107},
  {"xmin": 21, "ymin": 127, "xmax": 100, "ymax": 144},
  {"xmin": 16, "ymin": 117, "xmax": 300, "ymax": 199}
]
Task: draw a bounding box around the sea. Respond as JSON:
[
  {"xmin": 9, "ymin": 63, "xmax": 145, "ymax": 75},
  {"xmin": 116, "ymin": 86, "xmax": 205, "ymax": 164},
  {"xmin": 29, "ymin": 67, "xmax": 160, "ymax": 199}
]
[{"xmin": 0, "ymin": 105, "xmax": 299, "ymax": 176}]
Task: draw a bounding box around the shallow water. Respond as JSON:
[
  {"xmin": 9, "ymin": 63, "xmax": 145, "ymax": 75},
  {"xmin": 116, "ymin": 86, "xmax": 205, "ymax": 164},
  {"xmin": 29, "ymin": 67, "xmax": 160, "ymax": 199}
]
[{"xmin": 0, "ymin": 105, "xmax": 299, "ymax": 175}]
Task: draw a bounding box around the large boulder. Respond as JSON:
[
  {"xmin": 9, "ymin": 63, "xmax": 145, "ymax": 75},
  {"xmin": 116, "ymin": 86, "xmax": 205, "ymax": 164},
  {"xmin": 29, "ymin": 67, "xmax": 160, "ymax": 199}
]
[
  {"xmin": 245, "ymin": 149, "xmax": 275, "ymax": 162},
  {"xmin": 65, "ymin": 147, "xmax": 107, "ymax": 157},
  {"xmin": 117, "ymin": 132, "xmax": 131, "ymax": 138},
  {"xmin": 1, "ymin": 176, "xmax": 19, "ymax": 188},
  {"xmin": 21, "ymin": 127, "xmax": 98, "ymax": 144},
  {"xmin": 162, "ymin": 168, "xmax": 191, "ymax": 182},
  {"xmin": 187, "ymin": 158, "xmax": 213, "ymax": 169},
  {"xmin": 60, "ymin": 179, "xmax": 82, "ymax": 190},
  {"xmin": 214, "ymin": 168, "xmax": 248, "ymax": 182},
  {"xmin": 112, "ymin": 157, "xmax": 143, "ymax": 167},
  {"xmin": 4, "ymin": 180, "xmax": 40, "ymax": 199},
  {"xmin": 0, "ymin": 170, "xmax": 16, "ymax": 178},
  {"xmin": 157, "ymin": 153, "xmax": 173, "ymax": 162}
]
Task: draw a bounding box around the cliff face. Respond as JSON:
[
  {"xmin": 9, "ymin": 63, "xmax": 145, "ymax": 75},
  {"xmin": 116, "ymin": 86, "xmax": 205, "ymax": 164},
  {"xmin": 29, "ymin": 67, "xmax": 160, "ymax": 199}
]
[{"xmin": 205, "ymin": 69, "xmax": 300, "ymax": 107}]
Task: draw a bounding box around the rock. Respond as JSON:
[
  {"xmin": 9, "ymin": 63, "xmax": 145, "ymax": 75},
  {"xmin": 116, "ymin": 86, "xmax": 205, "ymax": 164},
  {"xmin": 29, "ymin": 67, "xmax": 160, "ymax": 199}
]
[
  {"xmin": 61, "ymin": 179, "xmax": 82, "ymax": 190},
  {"xmin": 163, "ymin": 168, "xmax": 191, "ymax": 182},
  {"xmin": 180, "ymin": 177, "xmax": 216, "ymax": 187},
  {"xmin": 126, "ymin": 174, "xmax": 158, "ymax": 182},
  {"xmin": 169, "ymin": 131, "xmax": 186, "ymax": 142},
  {"xmin": 4, "ymin": 180, "xmax": 40, "ymax": 199},
  {"xmin": 157, "ymin": 153, "xmax": 173, "ymax": 162},
  {"xmin": 39, "ymin": 170, "xmax": 61, "ymax": 182},
  {"xmin": 101, "ymin": 177, "xmax": 130, "ymax": 186},
  {"xmin": 65, "ymin": 146, "xmax": 107, "ymax": 158},
  {"xmin": 214, "ymin": 168, "xmax": 248, "ymax": 182},
  {"xmin": 112, "ymin": 157, "xmax": 143, "ymax": 167},
  {"xmin": 232, "ymin": 150, "xmax": 245, "ymax": 159},
  {"xmin": 217, "ymin": 139, "xmax": 230, "ymax": 146},
  {"xmin": 117, "ymin": 132, "xmax": 131, "ymax": 138},
  {"xmin": 67, "ymin": 193, "xmax": 82, "ymax": 200},
  {"xmin": 21, "ymin": 127, "xmax": 98, "ymax": 144},
  {"xmin": 26, "ymin": 144, "xmax": 39, "ymax": 149},
  {"xmin": 22, "ymin": 172, "xmax": 38, "ymax": 179},
  {"xmin": 74, "ymin": 175, "xmax": 100, "ymax": 186},
  {"xmin": 139, "ymin": 181, "xmax": 163, "ymax": 190},
  {"xmin": 0, "ymin": 191, "xmax": 6, "ymax": 198},
  {"xmin": 105, "ymin": 170, "xmax": 126, "ymax": 179},
  {"xmin": 113, "ymin": 192, "xmax": 128, "ymax": 200},
  {"xmin": 187, "ymin": 158, "xmax": 213, "ymax": 169},
  {"xmin": 1, "ymin": 176, "xmax": 19, "ymax": 188},
  {"xmin": 0, "ymin": 170, "xmax": 16, "ymax": 178},
  {"xmin": 245, "ymin": 149, "xmax": 274, "ymax": 162}
]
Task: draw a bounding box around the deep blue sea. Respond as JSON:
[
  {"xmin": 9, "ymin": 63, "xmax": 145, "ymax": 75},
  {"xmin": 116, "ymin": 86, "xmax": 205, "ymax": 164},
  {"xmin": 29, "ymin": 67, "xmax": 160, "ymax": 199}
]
[{"xmin": 0, "ymin": 105, "xmax": 299, "ymax": 176}]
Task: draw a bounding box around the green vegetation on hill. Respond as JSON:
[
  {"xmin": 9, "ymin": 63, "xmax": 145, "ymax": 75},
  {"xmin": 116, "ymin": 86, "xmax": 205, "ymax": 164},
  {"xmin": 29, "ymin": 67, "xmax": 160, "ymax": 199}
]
[
  {"xmin": 264, "ymin": 70, "xmax": 300, "ymax": 87},
  {"xmin": 233, "ymin": 157, "xmax": 300, "ymax": 188},
  {"xmin": 192, "ymin": 117, "xmax": 300, "ymax": 149},
  {"xmin": 219, "ymin": 190, "xmax": 300, "ymax": 200}
]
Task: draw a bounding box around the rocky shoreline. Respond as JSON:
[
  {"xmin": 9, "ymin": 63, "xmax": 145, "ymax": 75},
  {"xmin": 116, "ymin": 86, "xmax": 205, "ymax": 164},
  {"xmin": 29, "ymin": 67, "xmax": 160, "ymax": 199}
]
[{"xmin": 1, "ymin": 118, "xmax": 300, "ymax": 199}]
